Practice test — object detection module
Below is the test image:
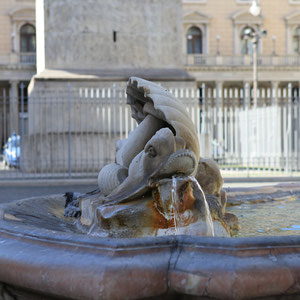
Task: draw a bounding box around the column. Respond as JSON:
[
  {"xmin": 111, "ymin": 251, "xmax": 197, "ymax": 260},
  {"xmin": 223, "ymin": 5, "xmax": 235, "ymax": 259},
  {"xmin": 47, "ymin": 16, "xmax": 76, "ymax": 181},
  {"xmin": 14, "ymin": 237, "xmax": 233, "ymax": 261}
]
[
  {"xmin": 271, "ymin": 81, "xmax": 279, "ymax": 105},
  {"xmin": 271, "ymin": 81, "xmax": 281, "ymax": 170},
  {"xmin": 286, "ymin": 22, "xmax": 290, "ymax": 55},
  {"xmin": 9, "ymin": 80, "xmax": 19, "ymax": 135},
  {"xmin": 243, "ymin": 81, "xmax": 251, "ymax": 170},
  {"xmin": 215, "ymin": 81, "xmax": 224, "ymax": 160},
  {"xmin": 243, "ymin": 81, "xmax": 251, "ymax": 108},
  {"xmin": 233, "ymin": 24, "xmax": 238, "ymax": 55},
  {"xmin": 12, "ymin": 23, "xmax": 17, "ymax": 52},
  {"xmin": 205, "ymin": 25, "xmax": 209, "ymax": 54}
]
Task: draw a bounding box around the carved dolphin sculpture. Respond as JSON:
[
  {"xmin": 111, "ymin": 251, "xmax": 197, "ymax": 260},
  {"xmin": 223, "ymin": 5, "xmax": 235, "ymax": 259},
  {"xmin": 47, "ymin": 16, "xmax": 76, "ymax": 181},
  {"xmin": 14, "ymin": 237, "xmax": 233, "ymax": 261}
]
[
  {"xmin": 106, "ymin": 128, "xmax": 196, "ymax": 205},
  {"xmin": 98, "ymin": 77, "xmax": 200, "ymax": 205},
  {"xmin": 126, "ymin": 77, "xmax": 200, "ymax": 164}
]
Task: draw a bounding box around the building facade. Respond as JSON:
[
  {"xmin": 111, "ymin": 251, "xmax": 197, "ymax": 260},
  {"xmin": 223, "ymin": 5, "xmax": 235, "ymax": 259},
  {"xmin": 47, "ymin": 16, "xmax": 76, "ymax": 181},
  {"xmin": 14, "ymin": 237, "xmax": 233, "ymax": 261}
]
[
  {"xmin": 2, "ymin": 0, "xmax": 300, "ymax": 147},
  {"xmin": 0, "ymin": 0, "xmax": 36, "ymax": 148},
  {"xmin": 183, "ymin": 0, "xmax": 300, "ymax": 93}
]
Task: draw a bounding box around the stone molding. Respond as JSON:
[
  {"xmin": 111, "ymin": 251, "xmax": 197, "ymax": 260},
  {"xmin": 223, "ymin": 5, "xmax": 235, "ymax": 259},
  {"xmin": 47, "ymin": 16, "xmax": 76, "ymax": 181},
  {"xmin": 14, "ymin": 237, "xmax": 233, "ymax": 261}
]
[
  {"xmin": 6, "ymin": 4, "xmax": 35, "ymax": 22},
  {"xmin": 185, "ymin": 65, "xmax": 300, "ymax": 72},
  {"xmin": 183, "ymin": 10, "xmax": 211, "ymax": 25},
  {"xmin": 284, "ymin": 10, "xmax": 300, "ymax": 24},
  {"xmin": 230, "ymin": 9, "xmax": 264, "ymax": 25}
]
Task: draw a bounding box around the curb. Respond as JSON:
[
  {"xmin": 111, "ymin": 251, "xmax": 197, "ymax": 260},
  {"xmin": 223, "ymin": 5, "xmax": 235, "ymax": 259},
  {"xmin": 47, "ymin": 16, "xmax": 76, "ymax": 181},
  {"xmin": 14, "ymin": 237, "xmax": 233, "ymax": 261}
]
[
  {"xmin": 0, "ymin": 178, "xmax": 98, "ymax": 187},
  {"xmin": 224, "ymin": 177, "xmax": 300, "ymax": 183}
]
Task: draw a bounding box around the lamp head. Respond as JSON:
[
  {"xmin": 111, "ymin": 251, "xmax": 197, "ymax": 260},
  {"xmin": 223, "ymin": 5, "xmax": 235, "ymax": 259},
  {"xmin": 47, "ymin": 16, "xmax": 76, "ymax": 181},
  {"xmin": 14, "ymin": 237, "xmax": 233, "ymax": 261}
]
[
  {"xmin": 261, "ymin": 30, "xmax": 267, "ymax": 37},
  {"xmin": 250, "ymin": 0, "xmax": 261, "ymax": 17}
]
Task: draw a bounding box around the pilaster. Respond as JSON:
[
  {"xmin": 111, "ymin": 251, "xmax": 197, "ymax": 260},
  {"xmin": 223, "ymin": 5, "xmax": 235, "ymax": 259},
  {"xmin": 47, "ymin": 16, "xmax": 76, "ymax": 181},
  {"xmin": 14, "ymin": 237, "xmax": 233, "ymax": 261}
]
[
  {"xmin": 271, "ymin": 81, "xmax": 280, "ymax": 105},
  {"xmin": 9, "ymin": 80, "xmax": 19, "ymax": 135}
]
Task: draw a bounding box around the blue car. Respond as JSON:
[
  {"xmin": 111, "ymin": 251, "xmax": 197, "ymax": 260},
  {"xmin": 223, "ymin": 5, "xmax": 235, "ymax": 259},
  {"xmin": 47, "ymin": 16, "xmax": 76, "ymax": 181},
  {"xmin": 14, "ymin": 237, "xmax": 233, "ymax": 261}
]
[{"xmin": 3, "ymin": 134, "xmax": 20, "ymax": 168}]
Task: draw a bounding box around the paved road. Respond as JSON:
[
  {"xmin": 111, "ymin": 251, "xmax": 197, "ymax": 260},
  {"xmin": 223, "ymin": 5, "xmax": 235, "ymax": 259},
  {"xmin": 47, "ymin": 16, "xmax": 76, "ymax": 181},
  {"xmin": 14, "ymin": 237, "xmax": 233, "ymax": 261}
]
[{"xmin": 0, "ymin": 184, "xmax": 97, "ymax": 204}]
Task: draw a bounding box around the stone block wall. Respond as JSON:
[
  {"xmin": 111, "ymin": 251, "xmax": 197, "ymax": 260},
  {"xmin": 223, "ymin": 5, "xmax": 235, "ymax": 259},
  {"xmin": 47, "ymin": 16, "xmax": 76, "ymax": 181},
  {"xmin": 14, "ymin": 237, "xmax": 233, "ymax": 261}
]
[{"xmin": 37, "ymin": 0, "xmax": 183, "ymax": 72}]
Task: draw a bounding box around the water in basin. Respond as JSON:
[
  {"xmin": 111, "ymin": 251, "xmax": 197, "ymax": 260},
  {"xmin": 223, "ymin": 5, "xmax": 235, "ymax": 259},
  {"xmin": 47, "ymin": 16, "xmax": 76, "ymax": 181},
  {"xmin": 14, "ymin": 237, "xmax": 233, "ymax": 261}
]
[{"xmin": 227, "ymin": 197, "xmax": 300, "ymax": 237}]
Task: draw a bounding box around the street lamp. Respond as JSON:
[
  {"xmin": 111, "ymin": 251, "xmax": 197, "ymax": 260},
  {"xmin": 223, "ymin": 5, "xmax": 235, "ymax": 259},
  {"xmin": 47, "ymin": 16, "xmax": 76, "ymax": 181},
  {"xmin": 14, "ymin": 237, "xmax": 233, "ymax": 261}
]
[
  {"xmin": 252, "ymin": 31, "xmax": 259, "ymax": 107},
  {"xmin": 248, "ymin": 0, "xmax": 264, "ymax": 107}
]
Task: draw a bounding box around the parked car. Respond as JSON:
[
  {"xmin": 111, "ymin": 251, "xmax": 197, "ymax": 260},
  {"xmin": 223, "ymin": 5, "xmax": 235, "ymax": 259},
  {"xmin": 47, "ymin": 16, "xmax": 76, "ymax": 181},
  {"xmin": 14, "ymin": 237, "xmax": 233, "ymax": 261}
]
[{"xmin": 3, "ymin": 133, "xmax": 20, "ymax": 168}]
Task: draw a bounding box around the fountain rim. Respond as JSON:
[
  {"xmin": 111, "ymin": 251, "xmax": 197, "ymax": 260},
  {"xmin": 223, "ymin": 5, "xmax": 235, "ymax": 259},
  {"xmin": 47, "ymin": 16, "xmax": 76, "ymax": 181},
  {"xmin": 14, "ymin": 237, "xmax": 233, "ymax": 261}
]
[
  {"xmin": 1, "ymin": 194, "xmax": 300, "ymax": 299},
  {"xmin": 1, "ymin": 193, "xmax": 300, "ymax": 251},
  {"xmin": 2, "ymin": 225, "xmax": 300, "ymax": 248},
  {"xmin": 1, "ymin": 203, "xmax": 300, "ymax": 252}
]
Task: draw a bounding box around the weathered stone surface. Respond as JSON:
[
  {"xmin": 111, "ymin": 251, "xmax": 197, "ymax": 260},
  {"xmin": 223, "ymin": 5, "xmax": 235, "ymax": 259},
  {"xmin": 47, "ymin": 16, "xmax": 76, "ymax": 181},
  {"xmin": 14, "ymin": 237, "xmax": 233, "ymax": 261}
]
[
  {"xmin": 196, "ymin": 158, "xmax": 224, "ymax": 196},
  {"xmin": 1, "ymin": 201, "xmax": 300, "ymax": 300},
  {"xmin": 37, "ymin": 0, "xmax": 184, "ymax": 72},
  {"xmin": 86, "ymin": 177, "xmax": 230, "ymax": 238},
  {"xmin": 1, "ymin": 184, "xmax": 300, "ymax": 299}
]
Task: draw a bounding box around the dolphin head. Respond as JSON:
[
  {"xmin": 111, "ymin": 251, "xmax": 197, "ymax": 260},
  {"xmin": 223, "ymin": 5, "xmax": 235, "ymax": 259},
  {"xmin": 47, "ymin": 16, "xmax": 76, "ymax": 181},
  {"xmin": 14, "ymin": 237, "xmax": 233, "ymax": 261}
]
[{"xmin": 106, "ymin": 128, "xmax": 197, "ymax": 204}]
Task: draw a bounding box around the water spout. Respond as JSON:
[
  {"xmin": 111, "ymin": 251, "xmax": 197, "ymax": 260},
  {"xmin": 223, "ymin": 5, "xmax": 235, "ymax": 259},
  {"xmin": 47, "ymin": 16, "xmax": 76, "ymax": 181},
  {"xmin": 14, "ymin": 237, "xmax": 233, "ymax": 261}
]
[
  {"xmin": 171, "ymin": 176, "xmax": 215, "ymax": 237},
  {"xmin": 189, "ymin": 176, "xmax": 215, "ymax": 237}
]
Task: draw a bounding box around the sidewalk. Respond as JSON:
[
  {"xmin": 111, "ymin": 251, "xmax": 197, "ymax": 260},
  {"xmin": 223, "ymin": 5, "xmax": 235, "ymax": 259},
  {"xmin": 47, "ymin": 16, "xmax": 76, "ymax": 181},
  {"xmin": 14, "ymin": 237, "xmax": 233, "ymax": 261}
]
[
  {"xmin": 223, "ymin": 181, "xmax": 298, "ymax": 188},
  {"xmin": 0, "ymin": 180, "xmax": 97, "ymax": 204}
]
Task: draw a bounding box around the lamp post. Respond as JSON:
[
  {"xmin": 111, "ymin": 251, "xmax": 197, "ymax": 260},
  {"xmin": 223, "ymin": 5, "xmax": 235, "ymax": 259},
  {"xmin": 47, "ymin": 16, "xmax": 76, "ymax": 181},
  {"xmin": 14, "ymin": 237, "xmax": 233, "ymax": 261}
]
[
  {"xmin": 249, "ymin": 0, "xmax": 261, "ymax": 107},
  {"xmin": 252, "ymin": 33, "xmax": 258, "ymax": 107}
]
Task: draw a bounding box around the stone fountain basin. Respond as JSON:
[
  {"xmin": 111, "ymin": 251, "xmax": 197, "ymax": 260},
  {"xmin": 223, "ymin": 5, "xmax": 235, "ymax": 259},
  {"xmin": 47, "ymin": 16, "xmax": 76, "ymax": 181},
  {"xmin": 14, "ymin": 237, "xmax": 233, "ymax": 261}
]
[{"xmin": 0, "ymin": 183, "xmax": 300, "ymax": 299}]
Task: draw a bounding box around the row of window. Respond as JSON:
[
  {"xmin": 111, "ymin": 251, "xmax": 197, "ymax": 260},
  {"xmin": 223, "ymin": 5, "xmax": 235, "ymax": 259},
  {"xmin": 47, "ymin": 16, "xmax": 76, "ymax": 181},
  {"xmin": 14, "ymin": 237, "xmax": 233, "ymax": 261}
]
[
  {"xmin": 187, "ymin": 25, "xmax": 300, "ymax": 55},
  {"xmin": 16, "ymin": 22, "xmax": 300, "ymax": 56}
]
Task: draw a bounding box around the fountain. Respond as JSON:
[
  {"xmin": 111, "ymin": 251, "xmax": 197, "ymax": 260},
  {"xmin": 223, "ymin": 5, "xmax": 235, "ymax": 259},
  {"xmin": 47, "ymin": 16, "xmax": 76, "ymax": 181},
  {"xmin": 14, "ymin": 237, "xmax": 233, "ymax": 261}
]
[
  {"xmin": 0, "ymin": 78, "xmax": 300, "ymax": 300},
  {"xmin": 65, "ymin": 77, "xmax": 233, "ymax": 239}
]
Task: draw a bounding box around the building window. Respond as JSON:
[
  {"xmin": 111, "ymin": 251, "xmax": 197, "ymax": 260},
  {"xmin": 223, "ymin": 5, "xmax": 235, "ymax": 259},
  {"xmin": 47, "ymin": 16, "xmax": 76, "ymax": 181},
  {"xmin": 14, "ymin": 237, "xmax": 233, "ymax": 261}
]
[
  {"xmin": 240, "ymin": 26, "xmax": 255, "ymax": 55},
  {"xmin": 20, "ymin": 24, "xmax": 36, "ymax": 53},
  {"xmin": 20, "ymin": 24, "xmax": 36, "ymax": 64},
  {"xmin": 187, "ymin": 26, "xmax": 203, "ymax": 54},
  {"xmin": 293, "ymin": 26, "xmax": 300, "ymax": 54}
]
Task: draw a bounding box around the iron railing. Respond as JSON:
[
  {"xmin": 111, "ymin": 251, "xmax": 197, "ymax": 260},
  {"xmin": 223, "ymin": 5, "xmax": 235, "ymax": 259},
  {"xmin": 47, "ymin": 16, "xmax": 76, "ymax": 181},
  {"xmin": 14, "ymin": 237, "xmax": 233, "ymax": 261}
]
[
  {"xmin": 1, "ymin": 83, "xmax": 300, "ymax": 179},
  {"xmin": 20, "ymin": 53, "xmax": 36, "ymax": 65}
]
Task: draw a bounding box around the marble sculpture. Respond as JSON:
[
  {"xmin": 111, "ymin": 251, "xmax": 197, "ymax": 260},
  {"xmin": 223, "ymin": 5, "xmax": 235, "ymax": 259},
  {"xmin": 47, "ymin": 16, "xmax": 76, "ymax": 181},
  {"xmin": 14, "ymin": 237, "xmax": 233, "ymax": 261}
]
[{"xmin": 65, "ymin": 77, "xmax": 239, "ymax": 238}]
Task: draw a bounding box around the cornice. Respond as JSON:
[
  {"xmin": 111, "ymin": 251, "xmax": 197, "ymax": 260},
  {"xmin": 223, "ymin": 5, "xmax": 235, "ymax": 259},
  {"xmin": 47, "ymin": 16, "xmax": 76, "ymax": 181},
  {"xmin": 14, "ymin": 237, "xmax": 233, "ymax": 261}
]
[
  {"xmin": 0, "ymin": 64, "xmax": 36, "ymax": 71},
  {"xmin": 6, "ymin": 3, "xmax": 35, "ymax": 16},
  {"xmin": 184, "ymin": 65, "xmax": 300, "ymax": 72}
]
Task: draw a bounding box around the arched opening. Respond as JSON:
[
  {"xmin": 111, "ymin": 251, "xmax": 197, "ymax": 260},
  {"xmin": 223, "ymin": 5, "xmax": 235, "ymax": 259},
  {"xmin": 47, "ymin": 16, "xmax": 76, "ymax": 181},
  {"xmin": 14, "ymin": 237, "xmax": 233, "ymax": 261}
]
[
  {"xmin": 20, "ymin": 24, "xmax": 36, "ymax": 64},
  {"xmin": 20, "ymin": 24, "xmax": 36, "ymax": 53},
  {"xmin": 187, "ymin": 26, "xmax": 203, "ymax": 54},
  {"xmin": 240, "ymin": 26, "xmax": 255, "ymax": 55},
  {"xmin": 293, "ymin": 26, "xmax": 300, "ymax": 54}
]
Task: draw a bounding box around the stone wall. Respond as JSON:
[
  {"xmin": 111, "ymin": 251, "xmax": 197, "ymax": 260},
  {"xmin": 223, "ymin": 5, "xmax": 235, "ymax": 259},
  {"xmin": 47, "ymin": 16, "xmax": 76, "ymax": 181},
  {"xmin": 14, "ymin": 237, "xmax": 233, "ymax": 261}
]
[{"xmin": 37, "ymin": 0, "xmax": 183, "ymax": 72}]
